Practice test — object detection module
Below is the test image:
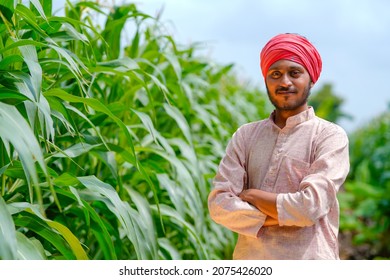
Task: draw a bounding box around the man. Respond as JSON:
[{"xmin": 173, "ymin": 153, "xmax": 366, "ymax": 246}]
[{"xmin": 208, "ymin": 33, "xmax": 350, "ymax": 259}]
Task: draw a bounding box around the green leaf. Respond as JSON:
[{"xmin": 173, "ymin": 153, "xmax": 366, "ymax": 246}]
[
  {"xmin": 0, "ymin": 196, "xmax": 17, "ymax": 260},
  {"xmin": 45, "ymin": 219, "xmax": 89, "ymax": 260},
  {"xmin": 18, "ymin": 44, "xmax": 42, "ymax": 99},
  {"xmin": 163, "ymin": 103, "xmax": 192, "ymax": 144},
  {"xmin": 151, "ymin": 204, "xmax": 208, "ymax": 259},
  {"xmin": 67, "ymin": 186, "xmax": 117, "ymax": 260},
  {"xmin": 77, "ymin": 175, "xmax": 151, "ymax": 259},
  {"xmin": 0, "ymin": 39, "xmax": 47, "ymax": 55},
  {"xmin": 125, "ymin": 187, "xmax": 158, "ymax": 259},
  {"xmin": 49, "ymin": 44, "xmax": 89, "ymax": 81},
  {"xmin": 164, "ymin": 52, "xmax": 182, "ymax": 81},
  {"xmin": 0, "ymin": 103, "xmax": 47, "ymax": 193},
  {"xmin": 145, "ymin": 72, "xmax": 172, "ymax": 103},
  {"xmin": 156, "ymin": 173, "xmax": 185, "ymax": 217},
  {"xmin": 137, "ymin": 147, "xmax": 203, "ymax": 226},
  {"xmin": 29, "ymin": 0, "xmax": 49, "ymax": 21},
  {"xmin": 44, "ymin": 88, "xmax": 136, "ymax": 162},
  {"xmin": 63, "ymin": 102, "xmax": 109, "ymax": 150},
  {"xmin": 9, "ymin": 202, "xmax": 88, "ymax": 260},
  {"xmin": 54, "ymin": 173, "xmax": 80, "ymax": 187},
  {"xmin": 14, "ymin": 214, "xmax": 75, "ymax": 259},
  {"xmin": 15, "ymin": 232, "xmax": 46, "ymax": 260},
  {"xmin": 0, "ymin": 88, "xmax": 29, "ymax": 105},
  {"xmin": 51, "ymin": 142, "xmax": 101, "ymax": 158},
  {"xmin": 14, "ymin": 4, "xmax": 49, "ymax": 40},
  {"xmin": 345, "ymin": 181, "xmax": 382, "ymax": 199},
  {"xmin": 0, "ymin": 1, "xmax": 14, "ymax": 24},
  {"xmin": 0, "ymin": 54, "xmax": 24, "ymax": 70},
  {"xmin": 132, "ymin": 108, "xmax": 175, "ymax": 155},
  {"xmin": 158, "ymin": 237, "xmax": 181, "ymax": 260}
]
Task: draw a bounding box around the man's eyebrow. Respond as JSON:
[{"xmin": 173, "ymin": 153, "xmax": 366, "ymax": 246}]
[{"xmin": 268, "ymin": 65, "xmax": 305, "ymax": 71}]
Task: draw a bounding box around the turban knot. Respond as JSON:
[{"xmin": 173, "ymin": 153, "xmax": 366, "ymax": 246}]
[{"xmin": 260, "ymin": 33, "xmax": 322, "ymax": 84}]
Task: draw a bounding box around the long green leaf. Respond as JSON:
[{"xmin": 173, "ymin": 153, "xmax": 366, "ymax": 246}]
[
  {"xmin": 132, "ymin": 108, "xmax": 175, "ymax": 155},
  {"xmin": 0, "ymin": 103, "xmax": 47, "ymax": 197},
  {"xmin": 163, "ymin": 103, "xmax": 193, "ymax": 144},
  {"xmin": 45, "ymin": 183, "xmax": 117, "ymax": 260},
  {"xmin": 0, "ymin": 88, "xmax": 29, "ymax": 104},
  {"xmin": 15, "ymin": 232, "xmax": 46, "ymax": 260},
  {"xmin": 0, "ymin": 54, "xmax": 24, "ymax": 70},
  {"xmin": 156, "ymin": 173, "xmax": 185, "ymax": 217},
  {"xmin": 8, "ymin": 202, "xmax": 88, "ymax": 260},
  {"xmin": 0, "ymin": 39, "xmax": 46, "ymax": 55},
  {"xmin": 77, "ymin": 175, "xmax": 149, "ymax": 259},
  {"xmin": 0, "ymin": 196, "xmax": 17, "ymax": 260},
  {"xmin": 18, "ymin": 44, "xmax": 42, "ymax": 99},
  {"xmin": 45, "ymin": 219, "xmax": 89, "ymax": 260},
  {"xmin": 137, "ymin": 147, "xmax": 203, "ymax": 223},
  {"xmin": 44, "ymin": 88, "xmax": 136, "ymax": 162},
  {"xmin": 151, "ymin": 204, "xmax": 208, "ymax": 259},
  {"xmin": 68, "ymin": 186, "xmax": 117, "ymax": 260},
  {"xmin": 14, "ymin": 215, "xmax": 75, "ymax": 259},
  {"xmin": 29, "ymin": 0, "xmax": 48, "ymax": 21},
  {"xmin": 14, "ymin": 4, "xmax": 50, "ymax": 40},
  {"xmin": 125, "ymin": 187, "xmax": 158, "ymax": 259},
  {"xmin": 51, "ymin": 142, "xmax": 101, "ymax": 158}
]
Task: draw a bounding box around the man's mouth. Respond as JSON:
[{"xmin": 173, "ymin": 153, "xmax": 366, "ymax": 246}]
[
  {"xmin": 275, "ymin": 87, "xmax": 296, "ymax": 95},
  {"xmin": 276, "ymin": 90, "xmax": 296, "ymax": 95}
]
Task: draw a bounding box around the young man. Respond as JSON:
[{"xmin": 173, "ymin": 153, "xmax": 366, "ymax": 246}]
[{"xmin": 208, "ymin": 33, "xmax": 350, "ymax": 259}]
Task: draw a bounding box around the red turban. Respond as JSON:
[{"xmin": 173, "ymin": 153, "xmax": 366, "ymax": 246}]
[{"xmin": 260, "ymin": 33, "xmax": 322, "ymax": 84}]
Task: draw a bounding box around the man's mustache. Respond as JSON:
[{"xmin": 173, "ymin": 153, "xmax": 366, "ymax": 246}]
[{"xmin": 276, "ymin": 86, "xmax": 295, "ymax": 93}]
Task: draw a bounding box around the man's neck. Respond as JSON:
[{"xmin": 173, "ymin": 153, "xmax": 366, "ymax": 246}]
[{"xmin": 273, "ymin": 105, "xmax": 308, "ymax": 129}]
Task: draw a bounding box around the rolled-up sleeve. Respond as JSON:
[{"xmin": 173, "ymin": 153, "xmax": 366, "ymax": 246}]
[
  {"xmin": 276, "ymin": 125, "xmax": 350, "ymax": 227},
  {"xmin": 208, "ymin": 126, "xmax": 267, "ymax": 237}
]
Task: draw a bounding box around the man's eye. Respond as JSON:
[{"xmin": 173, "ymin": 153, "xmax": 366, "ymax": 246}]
[
  {"xmin": 270, "ymin": 72, "xmax": 281, "ymax": 78},
  {"xmin": 290, "ymin": 70, "xmax": 300, "ymax": 77}
]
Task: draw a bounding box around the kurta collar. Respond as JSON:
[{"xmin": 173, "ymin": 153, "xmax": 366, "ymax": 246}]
[{"xmin": 269, "ymin": 107, "xmax": 315, "ymax": 128}]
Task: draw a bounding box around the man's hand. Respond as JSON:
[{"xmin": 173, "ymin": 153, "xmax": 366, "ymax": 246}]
[{"xmin": 239, "ymin": 189, "xmax": 279, "ymax": 221}]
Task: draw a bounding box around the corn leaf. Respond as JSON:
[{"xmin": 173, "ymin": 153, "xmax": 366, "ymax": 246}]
[
  {"xmin": 15, "ymin": 232, "xmax": 46, "ymax": 260},
  {"xmin": 0, "ymin": 196, "xmax": 17, "ymax": 260},
  {"xmin": 8, "ymin": 202, "xmax": 88, "ymax": 260},
  {"xmin": 0, "ymin": 103, "xmax": 47, "ymax": 192}
]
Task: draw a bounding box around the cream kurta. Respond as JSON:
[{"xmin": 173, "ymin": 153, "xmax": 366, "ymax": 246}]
[{"xmin": 208, "ymin": 108, "xmax": 350, "ymax": 259}]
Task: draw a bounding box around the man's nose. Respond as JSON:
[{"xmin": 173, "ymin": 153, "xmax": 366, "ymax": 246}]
[{"xmin": 280, "ymin": 74, "xmax": 292, "ymax": 87}]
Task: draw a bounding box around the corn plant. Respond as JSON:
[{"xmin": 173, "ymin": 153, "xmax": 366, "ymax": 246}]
[
  {"xmin": 339, "ymin": 107, "xmax": 390, "ymax": 259},
  {"xmin": 0, "ymin": 0, "xmax": 269, "ymax": 260}
]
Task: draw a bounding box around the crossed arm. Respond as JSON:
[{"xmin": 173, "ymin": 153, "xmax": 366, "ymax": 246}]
[
  {"xmin": 239, "ymin": 189, "xmax": 279, "ymax": 226},
  {"xmin": 208, "ymin": 123, "xmax": 350, "ymax": 235}
]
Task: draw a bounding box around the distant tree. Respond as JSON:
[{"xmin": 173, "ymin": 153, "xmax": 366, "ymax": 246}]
[
  {"xmin": 339, "ymin": 107, "xmax": 390, "ymax": 259},
  {"xmin": 309, "ymin": 83, "xmax": 352, "ymax": 123}
]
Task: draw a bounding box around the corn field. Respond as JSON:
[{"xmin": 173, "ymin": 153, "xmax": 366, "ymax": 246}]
[
  {"xmin": 1, "ymin": 0, "xmax": 389, "ymax": 261},
  {"xmin": 0, "ymin": 0, "xmax": 270, "ymax": 260}
]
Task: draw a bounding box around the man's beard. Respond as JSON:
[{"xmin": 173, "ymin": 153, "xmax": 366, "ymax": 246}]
[{"xmin": 266, "ymin": 83, "xmax": 311, "ymax": 111}]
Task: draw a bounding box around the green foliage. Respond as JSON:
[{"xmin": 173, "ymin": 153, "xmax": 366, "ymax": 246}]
[
  {"xmin": 0, "ymin": 0, "xmax": 268, "ymax": 259},
  {"xmin": 339, "ymin": 107, "xmax": 390, "ymax": 259},
  {"xmin": 309, "ymin": 83, "xmax": 352, "ymax": 123}
]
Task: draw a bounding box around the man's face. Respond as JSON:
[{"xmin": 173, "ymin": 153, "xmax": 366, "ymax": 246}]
[{"xmin": 265, "ymin": 59, "xmax": 313, "ymax": 113}]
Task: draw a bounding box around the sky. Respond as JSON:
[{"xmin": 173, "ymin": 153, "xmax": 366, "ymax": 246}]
[
  {"xmin": 136, "ymin": 0, "xmax": 390, "ymax": 132},
  {"xmin": 53, "ymin": 0, "xmax": 390, "ymax": 132}
]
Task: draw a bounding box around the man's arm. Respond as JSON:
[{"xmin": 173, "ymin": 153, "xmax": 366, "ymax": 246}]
[
  {"xmin": 240, "ymin": 125, "xmax": 350, "ymax": 228},
  {"xmin": 239, "ymin": 189, "xmax": 278, "ymax": 220},
  {"xmin": 208, "ymin": 126, "xmax": 268, "ymax": 237},
  {"xmin": 276, "ymin": 125, "xmax": 350, "ymax": 227}
]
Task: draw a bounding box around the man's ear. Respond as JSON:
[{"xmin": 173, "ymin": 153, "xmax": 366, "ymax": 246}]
[{"xmin": 310, "ymin": 81, "xmax": 314, "ymax": 88}]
